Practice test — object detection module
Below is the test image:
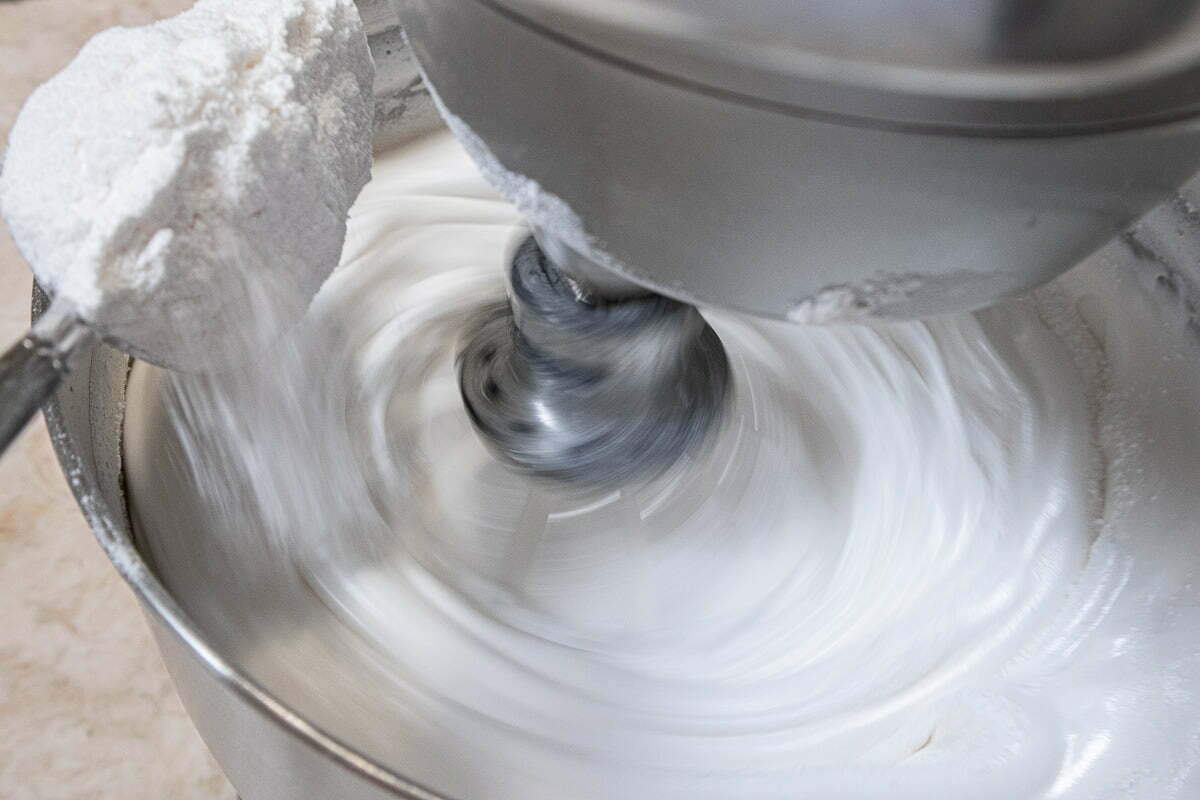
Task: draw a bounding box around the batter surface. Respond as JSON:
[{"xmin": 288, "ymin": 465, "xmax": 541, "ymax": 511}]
[{"xmin": 125, "ymin": 131, "xmax": 1200, "ymax": 798}]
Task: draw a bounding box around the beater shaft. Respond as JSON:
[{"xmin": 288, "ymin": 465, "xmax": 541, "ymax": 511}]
[{"xmin": 457, "ymin": 236, "xmax": 730, "ymax": 484}]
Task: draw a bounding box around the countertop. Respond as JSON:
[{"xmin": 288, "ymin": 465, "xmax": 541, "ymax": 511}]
[{"xmin": 0, "ymin": 2, "xmax": 237, "ymax": 797}]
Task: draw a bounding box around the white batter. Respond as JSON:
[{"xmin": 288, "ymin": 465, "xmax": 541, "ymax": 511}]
[{"xmin": 148, "ymin": 130, "xmax": 1200, "ymax": 799}]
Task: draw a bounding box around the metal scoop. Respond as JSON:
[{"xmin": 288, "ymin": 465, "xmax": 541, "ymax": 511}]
[{"xmin": 0, "ymin": 303, "xmax": 93, "ymax": 453}]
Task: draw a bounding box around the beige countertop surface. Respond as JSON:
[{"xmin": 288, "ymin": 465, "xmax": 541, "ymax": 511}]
[{"xmin": 0, "ymin": 2, "xmax": 237, "ymax": 798}]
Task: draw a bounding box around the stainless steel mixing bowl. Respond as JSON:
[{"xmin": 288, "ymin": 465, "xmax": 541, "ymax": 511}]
[{"xmin": 29, "ymin": 4, "xmax": 1200, "ymax": 800}]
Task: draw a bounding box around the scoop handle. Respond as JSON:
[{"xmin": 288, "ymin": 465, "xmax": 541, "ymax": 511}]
[{"xmin": 0, "ymin": 310, "xmax": 88, "ymax": 456}]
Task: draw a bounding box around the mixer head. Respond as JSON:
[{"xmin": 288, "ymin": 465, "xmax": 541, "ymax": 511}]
[{"xmin": 397, "ymin": 0, "xmax": 1200, "ymax": 321}]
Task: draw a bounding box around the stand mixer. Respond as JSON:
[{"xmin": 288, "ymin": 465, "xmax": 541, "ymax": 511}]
[
  {"xmin": 394, "ymin": 0, "xmax": 1200, "ymax": 483},
  {"xmin": 15, "ymin": 3, "xmax": 1200, "ymax": 800}
]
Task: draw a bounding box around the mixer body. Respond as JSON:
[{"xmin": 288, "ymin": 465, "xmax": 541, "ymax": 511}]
[{"xmin": 396, "ymin": 0, "xmax": 1200, "ymax": 319}]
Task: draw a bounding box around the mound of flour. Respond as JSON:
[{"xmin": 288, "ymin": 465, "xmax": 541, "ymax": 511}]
[{"xmin": 0, "ymin": 0, "xmax": 373, "ymax": 369}]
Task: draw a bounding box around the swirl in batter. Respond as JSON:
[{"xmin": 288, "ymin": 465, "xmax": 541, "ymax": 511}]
[{"xmin": 128, "ymin": 130, "xmax": 1200, "ymax": 799}]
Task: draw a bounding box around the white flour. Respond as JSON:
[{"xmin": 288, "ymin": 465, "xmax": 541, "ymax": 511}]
[{"xmin": 0, "ymin": 0, "xmax": 373, "ymax": 369}]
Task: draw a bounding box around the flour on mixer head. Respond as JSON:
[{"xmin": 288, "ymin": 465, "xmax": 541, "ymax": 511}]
[{"xmin": 424, "ymin": 80, "xmax": 644, "ymax": 293}]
